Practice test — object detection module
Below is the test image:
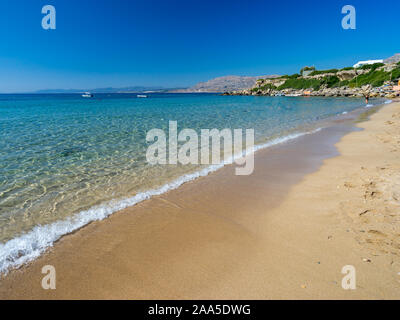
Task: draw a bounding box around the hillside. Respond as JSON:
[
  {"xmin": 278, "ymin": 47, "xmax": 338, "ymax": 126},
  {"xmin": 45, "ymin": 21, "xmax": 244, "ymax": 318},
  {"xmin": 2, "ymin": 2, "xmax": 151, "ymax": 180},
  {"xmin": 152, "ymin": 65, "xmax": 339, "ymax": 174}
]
[
  {"xmin": 34, "ymin": 86, "xmax": 181, "ymax": 94},
  {"xmin": 229, "ymin": 56, "xmax": 400, "ymax": 99},
  {"xmin": 171, "ymin": 75, "xmax": 279, "ymax": 93},
  {"xmin": 384, "ymin": 53, "xmax": 400, "ymax": 64}
]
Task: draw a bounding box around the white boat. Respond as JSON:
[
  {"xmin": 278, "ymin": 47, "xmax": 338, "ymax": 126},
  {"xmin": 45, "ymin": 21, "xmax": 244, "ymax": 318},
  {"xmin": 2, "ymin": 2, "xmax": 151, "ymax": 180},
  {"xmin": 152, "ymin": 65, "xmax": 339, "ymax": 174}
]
[
  {"xmin": 286, "ymin": 93, "xmax": 302, "ymax": 97},
  {"xmin": 82, "ymin": 92, "xmax": 93, "ymax": 98},
  {"xmin": 137, "ymin": 94, "xmax": 147, "ymax": 98}
]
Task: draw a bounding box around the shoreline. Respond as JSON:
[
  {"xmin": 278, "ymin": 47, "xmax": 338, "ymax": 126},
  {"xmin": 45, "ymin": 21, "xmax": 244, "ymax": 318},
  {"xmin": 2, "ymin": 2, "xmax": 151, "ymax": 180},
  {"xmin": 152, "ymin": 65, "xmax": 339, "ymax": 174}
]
[
  {"xmin": 0, "ymin": 125, "xmax": 325, "ymax": 275},
  {"xmin": 1, "ymin": 101, "xmax": 400, "ymax": 299},
  {"xmin": 0, "ymin": 100, "xmax": 363, "ymax": 276}
]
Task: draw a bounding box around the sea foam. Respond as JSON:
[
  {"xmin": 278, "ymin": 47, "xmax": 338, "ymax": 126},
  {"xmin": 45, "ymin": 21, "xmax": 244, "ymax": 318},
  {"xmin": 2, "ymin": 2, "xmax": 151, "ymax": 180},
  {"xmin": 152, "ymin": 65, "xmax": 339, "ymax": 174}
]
[{"xmin": 0, "ymin": 128, "xmax": 322, "ymax": 275}]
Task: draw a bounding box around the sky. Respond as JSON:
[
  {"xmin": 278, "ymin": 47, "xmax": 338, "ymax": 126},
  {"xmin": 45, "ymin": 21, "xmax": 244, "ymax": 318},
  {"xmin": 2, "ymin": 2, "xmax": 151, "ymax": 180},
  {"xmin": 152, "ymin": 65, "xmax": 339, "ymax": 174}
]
[{"xmin": 0, "ymin": 0, "xmax": 398, "ymax": 93}]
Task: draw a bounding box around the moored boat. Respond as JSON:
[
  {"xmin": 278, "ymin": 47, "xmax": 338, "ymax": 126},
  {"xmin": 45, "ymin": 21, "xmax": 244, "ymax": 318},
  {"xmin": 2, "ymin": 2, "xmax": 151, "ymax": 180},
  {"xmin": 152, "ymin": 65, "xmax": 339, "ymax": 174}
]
[{"xmin": 82, "ymin": 92, "xmax": 93, "ymax": 98}]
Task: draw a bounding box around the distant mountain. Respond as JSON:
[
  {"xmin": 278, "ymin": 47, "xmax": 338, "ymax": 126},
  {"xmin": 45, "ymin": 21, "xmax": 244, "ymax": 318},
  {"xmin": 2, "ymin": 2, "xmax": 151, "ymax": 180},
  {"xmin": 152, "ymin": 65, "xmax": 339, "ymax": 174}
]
[
  {"xmin": 384, "ymin": 53, "xmax": 400, "ymax": 64},
  {"xmin": 33, "ymin": 76, "xmax": 280, "ymax": 94},
  {"xmin": 34, "ymin": 86, "xmax": 183, "ymax": 94},
  {"xmin": 170, "ymin": 75, "xmax": 280, "ymax": 93}
]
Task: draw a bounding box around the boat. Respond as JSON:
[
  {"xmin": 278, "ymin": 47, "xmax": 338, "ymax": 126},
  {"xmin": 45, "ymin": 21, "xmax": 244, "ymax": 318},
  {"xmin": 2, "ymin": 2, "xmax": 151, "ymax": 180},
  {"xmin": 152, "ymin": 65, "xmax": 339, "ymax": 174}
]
[
  {"xmin": 137, "ymin": 94, "xmax": 147, "ymax": 98},
  {"xmin": 82, "ymin": 92, "xmax": 93, "ymax": 98},
  {"xmin": 286, "ymin": 93, "xmax": 302, "ymax": 97}
]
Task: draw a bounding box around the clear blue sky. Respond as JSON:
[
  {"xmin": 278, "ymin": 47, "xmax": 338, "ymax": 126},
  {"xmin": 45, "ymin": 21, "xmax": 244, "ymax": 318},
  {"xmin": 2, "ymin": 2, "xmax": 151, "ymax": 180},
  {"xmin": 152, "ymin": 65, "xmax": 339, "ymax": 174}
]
[{"xmin": 0, "ymin": 0, "xmax": 398, "ymax": 92}]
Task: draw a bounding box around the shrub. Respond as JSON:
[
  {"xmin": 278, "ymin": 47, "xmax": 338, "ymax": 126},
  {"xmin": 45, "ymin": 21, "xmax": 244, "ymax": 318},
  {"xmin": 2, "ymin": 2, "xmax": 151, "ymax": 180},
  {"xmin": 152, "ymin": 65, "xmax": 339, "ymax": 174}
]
[
  {"xmin": 309, "ymin": 69, "xmax": 339, "ymax": 76},
  {"xmin": 323, "ymin": 76, "xmax": 340, "ymax": 87},
  {"xmin": 278, "ymin": 78, "xmax": 322, "ymax": 91},
  {"xmin": 251, "ymin": 83, "xmax": 277, "ymax": 92},
  {"xmin": 335, "ymin": 80, "xmax": 350, "ymax": 87},
  {"xmin": 387, "ymin": 66, "xmax": 400, "ymax": 82},
  {"xmin": 300, "ymin": 66, "xmax": 316, "ymax": 75},
  {"xmin": 348, "ymin": 68, "xmax": 398, "ymax": 87},
  {"xmin": 358, "ymin": 63, "xmax": 384, "ymax": 71}
]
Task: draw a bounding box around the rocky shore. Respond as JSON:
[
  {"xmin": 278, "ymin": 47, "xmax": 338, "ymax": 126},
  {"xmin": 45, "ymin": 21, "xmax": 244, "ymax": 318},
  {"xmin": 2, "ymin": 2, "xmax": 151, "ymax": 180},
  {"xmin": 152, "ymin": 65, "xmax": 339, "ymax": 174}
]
[
  {"xmin": 227, "ymin": 85, "xmax": 400, "ymax": 99},
  {"xmin": 225, "ymin": 61, "xmax": 400, "ymax": 99}
]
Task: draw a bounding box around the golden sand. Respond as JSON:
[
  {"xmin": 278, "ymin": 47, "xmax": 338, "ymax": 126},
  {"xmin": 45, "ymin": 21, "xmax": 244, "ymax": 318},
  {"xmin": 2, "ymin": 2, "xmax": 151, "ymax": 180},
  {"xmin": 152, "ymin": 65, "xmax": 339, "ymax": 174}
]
[{"xmin": 1, "ymin": 101, "xmax": 400, "ymax": 299}]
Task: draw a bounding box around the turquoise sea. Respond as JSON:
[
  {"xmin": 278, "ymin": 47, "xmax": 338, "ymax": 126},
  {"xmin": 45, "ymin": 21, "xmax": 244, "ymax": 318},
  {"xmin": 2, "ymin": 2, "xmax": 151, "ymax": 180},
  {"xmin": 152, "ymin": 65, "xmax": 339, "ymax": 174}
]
[{"xmin": 0, "ymin": 93, "xmax": 384, "ymax": 272}]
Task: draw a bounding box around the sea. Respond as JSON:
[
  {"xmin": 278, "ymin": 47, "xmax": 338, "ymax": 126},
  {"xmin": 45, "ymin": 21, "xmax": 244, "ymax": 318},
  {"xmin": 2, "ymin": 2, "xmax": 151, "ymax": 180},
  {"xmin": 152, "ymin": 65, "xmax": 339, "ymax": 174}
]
[{"xmin": 0, "ymin": 93, "xmax": 386, "ymax": 273}]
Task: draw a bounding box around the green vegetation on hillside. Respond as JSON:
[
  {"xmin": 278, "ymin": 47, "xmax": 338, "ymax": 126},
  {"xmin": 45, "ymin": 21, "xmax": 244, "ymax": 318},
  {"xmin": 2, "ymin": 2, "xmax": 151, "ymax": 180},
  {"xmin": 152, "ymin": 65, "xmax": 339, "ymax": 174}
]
[
  {"xmin": 278, "ymin": 73, "xmax": 300, "ymax": 79},
  {"xmin": 252, "ymin": 63, "xmax": 400, "ymax": 93},
  {"xmin": 357, "ymin": 63, "xmax": 384, "ymax": 71},
  {"xmin": 309, "ymin": 69, "xmax": 338, "ymax": 76},
  {"xmin": 277, "ymin": 75, "xmax": 341, "ymax": 91},
  {"xmin": 349, "ymin": 65, "xmax": 400, "ymax": 87},
  {"xmin": 324, "ymin": 76, "xmax": 341, "ymax": 87},
  {"xmin": 251, "ymin": 83, "xmax": 277, "ymax": 92},
  {"xmin": 278, "ymin": 78, "xmax": 321, "ymax": 90},
  {"xmin": 336, "ymin": 80, "xmax": 350, "ymax": 87}
]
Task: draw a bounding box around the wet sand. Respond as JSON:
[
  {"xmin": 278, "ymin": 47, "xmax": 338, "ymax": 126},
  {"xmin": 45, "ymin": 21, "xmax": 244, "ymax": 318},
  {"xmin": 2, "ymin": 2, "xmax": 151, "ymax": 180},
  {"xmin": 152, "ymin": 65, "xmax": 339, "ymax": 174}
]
[{"xmin": 1, "ymin": 102, "xmax": 400, "ymax": 299}]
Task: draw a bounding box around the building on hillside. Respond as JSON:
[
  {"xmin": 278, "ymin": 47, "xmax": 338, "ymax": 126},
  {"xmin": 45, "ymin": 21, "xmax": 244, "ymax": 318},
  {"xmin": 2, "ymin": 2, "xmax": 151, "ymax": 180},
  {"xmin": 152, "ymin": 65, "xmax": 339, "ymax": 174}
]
[
  {"xmin": 353, "ymin": 59, "xmax": 383, "ymax": 68},
  {"xmin": 300, "ymin": 66, "xmax": 315, "ymax": 76}
]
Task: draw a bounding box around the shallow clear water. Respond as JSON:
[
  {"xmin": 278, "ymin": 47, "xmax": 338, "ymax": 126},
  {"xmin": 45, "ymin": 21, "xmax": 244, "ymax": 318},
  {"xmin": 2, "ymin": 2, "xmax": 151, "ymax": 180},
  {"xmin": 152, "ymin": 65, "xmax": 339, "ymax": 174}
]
[{"xmin": 0, "ymin": 93, "xmax": 380, "ymax": 272}]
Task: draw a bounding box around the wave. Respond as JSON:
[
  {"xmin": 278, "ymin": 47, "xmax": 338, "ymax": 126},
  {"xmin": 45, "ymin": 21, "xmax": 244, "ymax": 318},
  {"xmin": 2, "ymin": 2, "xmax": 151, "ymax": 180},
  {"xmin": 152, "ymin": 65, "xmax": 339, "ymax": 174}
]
[{"xmin": 0, "ymin": 127, "xmax": 322, "ymax": 275}]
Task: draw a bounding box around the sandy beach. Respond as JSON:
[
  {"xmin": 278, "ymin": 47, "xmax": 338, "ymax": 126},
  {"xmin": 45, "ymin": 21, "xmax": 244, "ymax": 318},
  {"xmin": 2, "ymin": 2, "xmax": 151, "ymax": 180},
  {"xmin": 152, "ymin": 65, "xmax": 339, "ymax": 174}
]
[{"xmin": 1, "ymin": 101, "xmax": 400, "ymax": 299}]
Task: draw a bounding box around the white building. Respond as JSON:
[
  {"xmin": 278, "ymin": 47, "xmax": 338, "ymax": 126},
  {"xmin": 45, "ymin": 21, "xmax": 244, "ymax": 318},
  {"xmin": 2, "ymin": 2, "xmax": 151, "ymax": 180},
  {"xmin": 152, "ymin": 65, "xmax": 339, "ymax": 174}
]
[{"xmin": 353, "ymin": 59, "xmax": 384, "ymax": 68}]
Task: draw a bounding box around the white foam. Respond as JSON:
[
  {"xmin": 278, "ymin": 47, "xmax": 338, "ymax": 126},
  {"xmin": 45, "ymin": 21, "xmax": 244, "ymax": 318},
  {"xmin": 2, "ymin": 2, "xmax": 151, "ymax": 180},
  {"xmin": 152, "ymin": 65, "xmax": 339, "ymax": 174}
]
[
  {"xmin": 365, "ymin": 104, "xmax": 374, "ymax": 108},
  {"xmin": 0, "ymin": 127, "xmax": 322, "ymax": 275},
  {"xmin": 342, "ymin": 111, "xmax": 348, "ymax": 115},
  {"xmin": 384, "ymin": 99, "xmax": 392, "ymax": 104}
]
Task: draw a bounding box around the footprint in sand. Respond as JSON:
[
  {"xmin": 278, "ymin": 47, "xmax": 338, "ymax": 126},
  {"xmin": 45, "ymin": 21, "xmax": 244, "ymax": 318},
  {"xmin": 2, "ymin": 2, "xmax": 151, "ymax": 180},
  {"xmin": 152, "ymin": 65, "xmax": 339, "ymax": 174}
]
[
  {"xmin": 344, "ymin": 182, "xmax": 355, "ymax": 188},
  {"xmin": 368, "ymin": 230, "xmax": 386, "ymax": 237},
  {"xmin": 359, "ymin": 209, "xmax": 371, "ymax": 216}
]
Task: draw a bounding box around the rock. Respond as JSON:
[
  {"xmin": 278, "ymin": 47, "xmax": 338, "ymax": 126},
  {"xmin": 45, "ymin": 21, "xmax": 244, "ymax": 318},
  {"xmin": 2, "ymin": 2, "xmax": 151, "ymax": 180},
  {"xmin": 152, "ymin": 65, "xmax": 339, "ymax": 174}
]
[
  {"xmin": 383, "ymin": 53, "xmax": 400, "ymax": 64},
  {"xmin": 183, "ymin": 75, "xmax": 279, "ymax": 93},
  {"xmin": 337, "ymin": 69, "xmax": 358, "ymax": 81}
]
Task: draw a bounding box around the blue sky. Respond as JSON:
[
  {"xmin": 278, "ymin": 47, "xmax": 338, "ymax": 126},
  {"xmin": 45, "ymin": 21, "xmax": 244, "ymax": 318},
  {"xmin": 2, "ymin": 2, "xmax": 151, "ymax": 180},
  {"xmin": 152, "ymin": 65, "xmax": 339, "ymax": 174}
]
[{"xmin": 0, "ymin": 0, "xmax": 398, "ymax": 92}]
